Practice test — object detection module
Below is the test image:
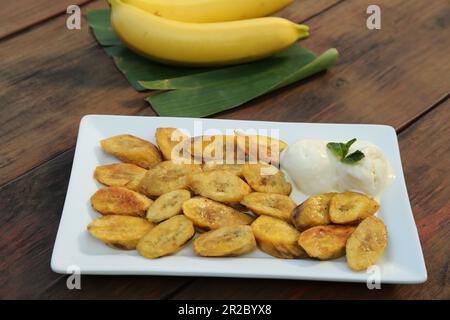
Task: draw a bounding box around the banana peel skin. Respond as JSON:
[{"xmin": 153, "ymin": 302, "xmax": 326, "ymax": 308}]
[
  {"xmin": 125, "ymin": 0, "xmax": 294, "ymax": 23},
  {"xmin": 110, "ymin": 0, "xmax": 309, "ymax": 67}
]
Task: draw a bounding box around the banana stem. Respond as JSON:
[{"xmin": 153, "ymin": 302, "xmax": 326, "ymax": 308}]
[{"xmin": 296, "ymin": 24, "xmax": 310, "ymax": 40}]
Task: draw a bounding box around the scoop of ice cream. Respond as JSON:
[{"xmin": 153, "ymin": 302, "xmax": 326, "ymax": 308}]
[
  {"xmin": 281, "ymin": 139, "xmax": 338, "ymax": 195},
  {"xmin": 335, "ymin": 141, "xmax": 395, "ymax": 196},
  {"xmin": 281, "ymin": 139, "xmax": 395, "ymax": 197}
]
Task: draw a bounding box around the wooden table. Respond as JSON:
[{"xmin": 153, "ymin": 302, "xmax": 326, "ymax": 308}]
[{"xmin": 1, "ymin": 0, "xmax": 449, "ymax": 300}]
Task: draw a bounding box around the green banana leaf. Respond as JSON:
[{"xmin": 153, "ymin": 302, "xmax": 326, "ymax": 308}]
[
  {"xmin": 87, "ymin": 9, "xmax": 121, "ymax": 46},
  {"xmin": 276, "ymin": 48, "xmax": 339, "ymax": 89},
  {"xmin": 147, "ymin": 49, "xmax": 338, "ymax": 117},
  {"xmin": 86, "ymin": 8, "xmax": 339, "ymax": 117},
  {"xmin": 103, "ymin": 45, "xmax": 215, "ymax": 91},
  {"xmin": 139, "ymin": 45, "xmax": 316, "ymax": 90}
]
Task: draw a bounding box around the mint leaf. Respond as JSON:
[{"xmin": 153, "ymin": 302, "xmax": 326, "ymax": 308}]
[
  {"xmin": 327, "ymin": 138, "xmax": 365, "ymax": 164},
  {"xmin": 345, "ymin": 138, "xmax": 357, "ymax": 151},
  {"xmin": 342, "ymin": 150, "xmax": 365, "ymax": 164},
  {"xmin": 327, "ymin": 142, "xmax": 346, "ymax": 159}
]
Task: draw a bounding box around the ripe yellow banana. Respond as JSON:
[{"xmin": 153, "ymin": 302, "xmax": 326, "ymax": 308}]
[
  {"xmin": 110, "ymin": 0, "xmax": 309, "ymax": 67},
  {"xmin": 126, "ymin": 0, "xmax": 294, "ymax": 22}
]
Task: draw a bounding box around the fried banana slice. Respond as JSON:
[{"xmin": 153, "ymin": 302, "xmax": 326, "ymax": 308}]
[
  {"xmin": 203, "ymin": 161, "xmax": 244, "ymax": 177},
  {"xmin": 91, "ymin": 187, "xmax": 152, "ymax": 217},
  {"xmin": 146, "ymin": 189, "xmax": 191, "ymax": 223},
  {"xmin": 298, "ymin": 225, "xmax": 355, "ymax": 260},
  {"xmin": 155, "ymin": 127, "xmax": 188, "ymax": 161},
  {"xmin": 137, "ymin": 215, "xmax": 195, "ymax": 259},
  {"xmin": 182, "ymin": 197, "xmax": 254, "ymax": 230},
  {"xmin": 87, "ymin": 215, "xmax": 154, "ymax": 250},
  {"xmin": 184, "ymin": 135, "xmax": 239, "ymax": 163},
  {"xmin": 240, "ymin": 192, "xmax": 296, "ymax": 222},
  {"xmin": 94, "ymin": 163, "xmax": 147, "ymax": 191},
  {"xmin": 242, "ymin": 162, "xmax": 291, "ymax": 195},
  {"xmin": 346, "ymin": 216, "xmax": 387, "ymax": 271},
  {"xmin": 235, "ymin": 131, "xmax": 287, "ymax": 164},
  {"xmin": 138, "ymin": 161, "xmax": 202, "ymax": 197},
  {"xmin": 251, "ymin": 215, "xmax": 306, "ymax": 259},
  {"xmin": 100, "ymin": 134, "xmax": 162, "ymax": 169},
  {"xmin": 189, "ymin": 170, "xmax": 251, "ymax": 203},
  {"xmin": 183, "ymin": 136, "xmax": 205, "ymax": 162},
  {"xmin": 291, "ymin": 193, "xmax": 335, "ymax": 230},
  {"xmin": 193, "ymin": 225, "xmax": 256, "ymax": 257},
  {"xmin": 329, "ymin": 192, "xmax": 380, "ymax": 224},
  {"xmin": 203, "ymin": 135, "xmax": 238, "ymax": 163}
]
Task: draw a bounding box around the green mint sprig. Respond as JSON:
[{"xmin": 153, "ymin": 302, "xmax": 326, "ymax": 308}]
[{"xmin": 327, "ymin": 138, "xmax": 365, "ymax": 164}]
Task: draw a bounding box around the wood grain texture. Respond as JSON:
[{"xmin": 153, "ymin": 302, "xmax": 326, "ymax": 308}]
[
  {"xmin": 0, "ymin": 149, "xmax": 193, "ymax": 299},
  {"xmin": 169, "ymin": 99, "xmax": 450, "ymax": 300},
  {"xmin": 0, "ymin": 150, "xmax": 73, "ymax": 299},
  {"xmin": 0, "ymin": 0, "xmax": 338, "ymax": 187},
  {"xmin": 274, "ymin": 0, "xmax": 342, "ymax": 21},
  {"xmin": 0, "ymin": 0, "xmax": 93, "ymax": 40}
]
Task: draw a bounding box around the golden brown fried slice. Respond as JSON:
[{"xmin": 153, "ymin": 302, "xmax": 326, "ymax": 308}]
[
  {"xmin": 203, "ymin": 135, "xmax": 238, "ymax": 163},
  {"xmin": 346, "ymin": 216, "xmax": 387, "ymax": 271},
  {"xmin": 146, "ymin": 189, "xmax": 191, "ymax": 223},
  {"xmin": 100, "ymin": 134, "xmax": 162, "ymax": 169},
  {"xmin": 184, "ymin": 135, "xmax": 238, "ymax": 163},
  {"xmin": 155, "ymin": 127, "xmax": 188, "ymax": 161},
  {"xmin": 88, "ymin": 215, "xmax": 154, "ymax": 250},
  {"xmin": 235, "ymin": 131, "xmax": 287, "ymax": 164},
  {"xmin": 291, "ymin": 193, "xmax": 335, "ymax": 230},
  {"xmin": 240, "ymin": 192, "xmax": 296, "ymax": 222},
  {"xmin": 203, "ymin": 161, "xmax": 244, "ymax": 177},
  {"xmin": 189, "ymin": 170, "xmax": 251, "ymax": 203},
  {"xmin": 242, "ymin": 163, "xmax": 291, "ymax": 195},
  {"xmin": 298, "ymin": 225, "xmax": 355, "ymax": 260},
  {"xmin": 137, "ymin": 215, "xmax": 195, "ymax": 259},
  {"xmin": 183, "ymin": 136, "xmax": 205, "ymax": 162},
  {"xmin": 91, "ymin": 187, "xmax": 152, "ymax": 217},
  {"xmin": 182, "ymin": 197, "xmax": 254, "ymax": 230},
  {"xmin": 329, "ymin": 192, "xmax": 380, "ymax": 224},
  {"xmin": 138, "ymin": 161, "xmax": 202, "ymax": 197},
  {"xmin": 193, "ymin": 225, "xmax": 256, "ymax": 257},
  {"xmin": 251, "ymin": 215, "xmax": 306, "ymax": 259},
  {"xmin": 94, "ymin": 163, "xmax": 147, "ymax": 191}
]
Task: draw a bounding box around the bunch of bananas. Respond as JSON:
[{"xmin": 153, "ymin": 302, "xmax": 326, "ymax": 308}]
[{"xmin": 110, "ymin": 0, "xmax": 310, "ymax": 66}]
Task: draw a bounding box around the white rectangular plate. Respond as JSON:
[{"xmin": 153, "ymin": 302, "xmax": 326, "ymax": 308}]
[{"xmin": 51, "ymin": 115, "xmax": 427, "ymax": 284}]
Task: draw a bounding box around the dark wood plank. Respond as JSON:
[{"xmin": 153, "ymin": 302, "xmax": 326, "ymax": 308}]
[
  {"xmin": 274, "ymin": 0, "xmax": 342, "ymax": 21},
  {"xmin": 170, "ymin": 99, "xmax": 450, "ymax": 300},
  {"xmin": 40, "ymin": 276, "xmax": 195, "ymax": 300},
  {"xmin": 0, "ymin": 0, "xmax": 93, "ymax": 40},
  {"xmin": 0, "ymin": 149, "xmax": 193, "ymax": 299},
  {"xmin": 0, "ymin": 0, "xmax": 339, "ymax": 187},
  {"xmin": 0, "ymin": 150, "xmax": 74, "ymax": 299}
]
